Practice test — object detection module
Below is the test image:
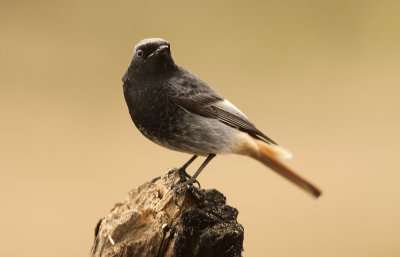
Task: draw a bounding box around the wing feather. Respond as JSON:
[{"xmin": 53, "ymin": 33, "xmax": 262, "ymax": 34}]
[
  {"xmin": 167, "ymin": 68, "xmax": 277, "ymax": 145},
  {"xmin": 169, "ymin": 88, "xmax": 277, "ymax": 145}
]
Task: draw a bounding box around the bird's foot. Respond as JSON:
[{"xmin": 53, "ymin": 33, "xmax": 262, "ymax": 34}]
[
  {"xmin": 149, "ymin": 168, "xmax": 200, "ymax": 189},
  {"xmin": 171, "ymin": 177, "xmax": 202, "ymax": 206},
  {"xmin": 174, "ymin": 168, "xmax": 201, "ymax": 188}
]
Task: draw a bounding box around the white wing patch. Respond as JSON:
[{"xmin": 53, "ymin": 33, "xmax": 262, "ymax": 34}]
[{"xmin": 221, "ymin": 99, "xmax": 247, "ymax": 117}]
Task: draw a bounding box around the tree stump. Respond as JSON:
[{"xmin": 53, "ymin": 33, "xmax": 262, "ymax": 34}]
[{"xmin": 90, "ymin": 170, "xmax": 244, "ymax": 257}]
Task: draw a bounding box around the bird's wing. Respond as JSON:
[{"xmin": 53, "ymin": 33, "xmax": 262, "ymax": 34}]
[{"xmin": 167, "ymin": 73, "xmax": 277, "ymax": 145}]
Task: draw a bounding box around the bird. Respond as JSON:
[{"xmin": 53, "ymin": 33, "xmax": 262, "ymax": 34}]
[{"xmin": 122, "ymin": 38, "xmax": 321, "ymax": 198}]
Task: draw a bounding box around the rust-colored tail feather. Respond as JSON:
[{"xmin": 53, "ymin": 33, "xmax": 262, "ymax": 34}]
[
  {"xmin": 258, "ymin": 152, "xmax": 321, "ymax": 197},
  {"xmin": 254, "ymin": 140, "xmax": 322, "ymax": 198},
  {"xmin": 234, "ymin": 131, "xmax": 322, "ymax": 197}
]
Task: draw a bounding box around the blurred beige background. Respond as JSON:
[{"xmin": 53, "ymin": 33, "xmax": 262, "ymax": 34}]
[{"xmin": 1, "ymin": 0, "xmax": 400, "ymax": 256}]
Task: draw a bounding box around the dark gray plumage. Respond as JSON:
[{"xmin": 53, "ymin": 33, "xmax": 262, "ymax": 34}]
[
  {"xmin": 123, "ymin": 38, "xmax": 321, "ymax": 198},
  {"xmin": 123, "ymin": 38, "xmax": 274, "ymax": 155}
]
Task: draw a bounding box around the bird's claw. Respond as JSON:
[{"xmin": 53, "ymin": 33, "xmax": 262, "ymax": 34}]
[
  {"xmin": 148, "ymin": 175, "xmax": 162, "ymax": 188},
  {"xmin": 169, "ymin": 168, "xmax": 201, "ymax": 188},
  {"xmin": 150, "ymin": 168, "xmax": 202, "ymax": 206},
  {"xmin": 171, "ymin": 178, "xmax": 200, "ymax": 206}
]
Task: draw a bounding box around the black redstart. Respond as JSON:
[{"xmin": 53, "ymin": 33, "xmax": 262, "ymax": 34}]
[{"xmin": 123, "ymin": 38, "xmax": 321, "ymax": 198}]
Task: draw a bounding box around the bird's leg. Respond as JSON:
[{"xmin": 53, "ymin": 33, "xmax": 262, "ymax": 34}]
[
  {"xmin": 149, "ymin": 155, "xmax": 197, "ymax": 187},
  {"xmin": 172, "ymin": 155, "xmax": 198, "ymax": 183},
  {"xmin": 185, "ymin": 154, "xmax": 215, "ymax": 185},
  {"xmin": 172, "ymin": 153, "xmax": 216, "ymax": 206}
]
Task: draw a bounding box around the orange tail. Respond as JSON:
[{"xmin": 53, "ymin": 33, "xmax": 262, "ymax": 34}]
[{"xmin": 235, "ymin": 132, "xmax": 322, "ymax": 198}]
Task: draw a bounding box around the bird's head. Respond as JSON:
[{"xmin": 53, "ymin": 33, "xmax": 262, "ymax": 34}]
[{"xmin": 123, "ymin": 38, "xmax": 176, "ymax": 81}]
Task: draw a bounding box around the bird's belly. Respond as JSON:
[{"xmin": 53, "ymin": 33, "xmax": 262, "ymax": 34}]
[{"xmin": 148, "ymin": 111, "xmax": 239, "ymax": 156}]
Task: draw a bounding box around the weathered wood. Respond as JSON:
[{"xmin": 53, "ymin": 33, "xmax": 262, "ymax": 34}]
[{"xmin": 91, "ymin": 170, "xmax": 244, "ymax": 257}]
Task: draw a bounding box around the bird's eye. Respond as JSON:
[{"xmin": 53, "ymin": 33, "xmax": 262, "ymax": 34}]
[{"xmin": 137, "ymin": 50, "xmax": 143, "ymax": 57}]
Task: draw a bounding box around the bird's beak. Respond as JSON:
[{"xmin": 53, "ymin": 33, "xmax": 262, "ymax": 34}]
[{"xmin": 148, "ymin": 45, "xmax": 169, "ymax": 58}]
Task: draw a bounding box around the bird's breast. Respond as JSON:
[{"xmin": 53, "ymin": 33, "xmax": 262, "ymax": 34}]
[{"xmin": 124, "ymin": 79, "xmax": 181, "ymax": 142}]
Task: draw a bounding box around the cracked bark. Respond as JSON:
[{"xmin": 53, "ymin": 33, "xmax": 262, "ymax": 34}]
[{"xmin": 90, "ymin": 170, "xmax": 244, "ymax": 257}]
